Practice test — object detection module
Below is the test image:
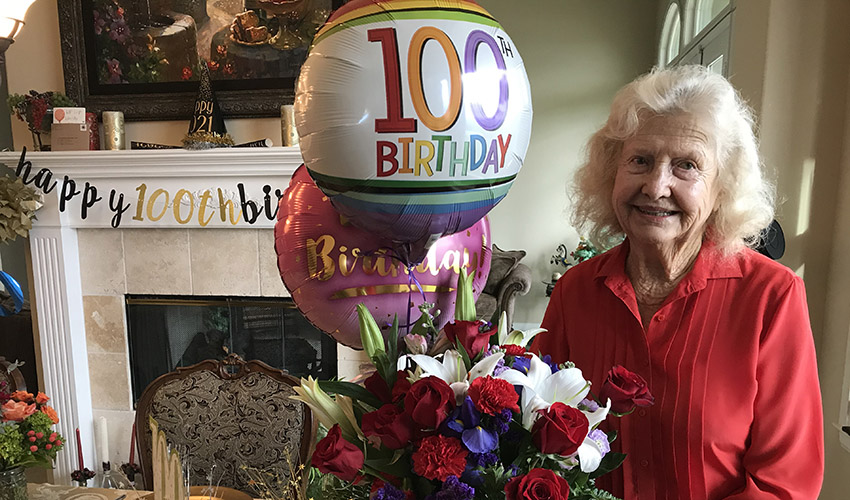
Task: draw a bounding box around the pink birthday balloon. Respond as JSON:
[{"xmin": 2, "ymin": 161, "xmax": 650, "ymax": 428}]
[{"xmin": 275, "ymin": 166, "xmax": 491, "ymax": 349}]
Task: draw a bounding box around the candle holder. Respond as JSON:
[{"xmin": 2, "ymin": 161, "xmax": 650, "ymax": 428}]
[{"xmin": 71, "ymin": 468, "xmax": 96, "ymax": 487}]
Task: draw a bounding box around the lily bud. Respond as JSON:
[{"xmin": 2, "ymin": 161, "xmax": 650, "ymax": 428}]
[{"xmin": 357, "ymin": 303, "xmax": 386, "ymax": 361}]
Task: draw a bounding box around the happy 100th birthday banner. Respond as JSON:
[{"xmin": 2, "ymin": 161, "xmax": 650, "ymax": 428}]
[{"xmin": 10, "ymin": 149, "xmax": 284, "ymax": 229}]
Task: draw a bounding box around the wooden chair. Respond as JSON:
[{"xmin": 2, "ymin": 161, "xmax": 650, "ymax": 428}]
[{"xmin": 134, "ymin": 353, "xmax": 315, "ymax": 495}]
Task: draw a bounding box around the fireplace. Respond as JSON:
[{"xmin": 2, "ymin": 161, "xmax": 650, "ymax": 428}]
[
  {"xmin": 125, "ymin": 294, "xmax": 337, "ymax": 402},
  {"xmin": 0, "ymin": 148, "xmax": 370, "ymax": 484}
]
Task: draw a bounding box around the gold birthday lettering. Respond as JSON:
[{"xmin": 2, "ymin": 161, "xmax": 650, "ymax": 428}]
[{"xmin": 307, "ymin": 235, "xmax": 336, "ymax": 281}]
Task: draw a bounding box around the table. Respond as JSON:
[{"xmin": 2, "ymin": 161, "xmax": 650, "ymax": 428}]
[{"xmin": 28, "ymin": 483, "xmax": 154, "ymax": 500}]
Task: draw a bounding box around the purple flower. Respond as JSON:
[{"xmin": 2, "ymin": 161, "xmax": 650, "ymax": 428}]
[
  {"xmin": 443, "ymin": 397, "xmax": 498, "ymax": 453},
  {"xmin": 374, "ymin": 482, "xmax": 406, "ymax": 500},
  {"xmin": 493, "ymin": 357, "xmax": 509, "ymax": 377},
  {"xmin": 541, "ymin": 354, "xmax": 559, "ymax": 372},
  {"xmin": 588, "ymin": 428, "xmax": 611, "ymax": 456},
  {"xmin": 434, "ymin": 475, "xmax": 475, "ymax": 500},
  {"xmin": 489, "ymin": 408, "xmax": 512, "ymax": 434},
  {"xmin": 512, "ymin": 356, "xmax": 531, "ymax": 374},
  {"xmin": 468, "ymin": 452, "xmax": 499, "ymax": 468},
  {"xmin": 109, "ymin": 18, "xmax": 130, "ymax": 44},
  {"xmin": 580, "ymin": 398, "xmax": 600, "ymax": 412}
]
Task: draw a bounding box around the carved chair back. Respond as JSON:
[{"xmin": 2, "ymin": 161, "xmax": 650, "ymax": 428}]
[{"xmin": 134, "ymin": 353, "xmax": 315, "ymax": 495}]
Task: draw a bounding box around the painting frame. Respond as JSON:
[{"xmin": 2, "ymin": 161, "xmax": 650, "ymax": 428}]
[{"xmin": 58, "ymin": 0, "xmax": 341, "ymax": 121}]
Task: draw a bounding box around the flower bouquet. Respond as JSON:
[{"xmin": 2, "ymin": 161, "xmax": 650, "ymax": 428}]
[
  {"xmin": 292, "ymin": 271, "xmax": 653, "ymax": 500},
  {"xmin": 7, "ymin": 90, "xmax": 77, "ymax": 151},
  {"xmin": 0, "ymin": 382, "xmax": 65, "ymax": 500}
]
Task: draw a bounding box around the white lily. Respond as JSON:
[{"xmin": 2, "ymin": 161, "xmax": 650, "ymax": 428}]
[
  {"xmin": 291, "ymin": 376, "xmax": 362, "ymax": 441},
  {"xmin": 577, "ymin": 425, "xmax": 613, "ymax": 473},
  {"xmin": 496, "ymin": 311, "xmax": 547, "ymax": 347},
  {"xmin": 409, "ymin": 350, "xmax": 505, "ymax": 403},
  {"xmin": 498, "ymin": 354, "xmax": 593, "ymax": 428}
]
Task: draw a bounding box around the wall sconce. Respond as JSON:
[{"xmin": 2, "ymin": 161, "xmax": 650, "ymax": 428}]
[{"xmin": 0, "ymin": 0, "xmax": 36, "ymax": 150}]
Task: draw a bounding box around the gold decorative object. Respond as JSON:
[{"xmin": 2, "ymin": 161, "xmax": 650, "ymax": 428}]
[{"xmin": 259, "ymin": 0, "xmax": 311, "ymax": 50}]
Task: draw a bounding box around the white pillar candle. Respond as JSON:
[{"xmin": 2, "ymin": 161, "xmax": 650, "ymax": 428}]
[{"xmin": 96, "ymin": 416, "xmax": 109, "ymax": 465}]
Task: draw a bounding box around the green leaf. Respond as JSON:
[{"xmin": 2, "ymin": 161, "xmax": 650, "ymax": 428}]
[
  {"xmin": 318, "ymin": 380, "xmax": 384, "ymax": 410},
  {"xmin": 589, "ymin": 452, "xmax": 627, "ymax": 479}
]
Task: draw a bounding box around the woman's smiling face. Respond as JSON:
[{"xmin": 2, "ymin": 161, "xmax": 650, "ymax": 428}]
[{"xmin": 612, "ymin": 113, "xmax": 720, "ymax": 253}]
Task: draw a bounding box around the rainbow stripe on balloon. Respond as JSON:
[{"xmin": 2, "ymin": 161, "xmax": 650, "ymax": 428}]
[
  {"xmin": 316, "ymin": 0, "xmax": 499, "ymax": 45},
  {"xmin": 308, "ymin": 168, "xmax": 515, "ymax": 242}
]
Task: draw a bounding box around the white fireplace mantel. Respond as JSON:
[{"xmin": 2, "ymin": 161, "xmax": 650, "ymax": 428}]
[{"xmin": 0, "ymin": 148, "xmax": 303, "ymax": 483}]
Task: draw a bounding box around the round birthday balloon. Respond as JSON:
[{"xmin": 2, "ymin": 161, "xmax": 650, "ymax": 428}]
[
  {"xmin": 275, "ymin": 166, "xmax": 492, "ymax": 348},
  {"xmin": 295, "ymin": 0, "xmax": 531, "ymax": 254}
]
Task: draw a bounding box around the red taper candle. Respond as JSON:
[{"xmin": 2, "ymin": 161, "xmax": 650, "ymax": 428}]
[{"xmin": 75, "ymin": 428, "xmax": 84, "ymax": 469}]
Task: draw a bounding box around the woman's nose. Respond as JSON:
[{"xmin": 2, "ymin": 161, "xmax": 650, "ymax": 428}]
[{"xmin": 640, "ymin": 163, "xmax": 673, "ymax": 199}]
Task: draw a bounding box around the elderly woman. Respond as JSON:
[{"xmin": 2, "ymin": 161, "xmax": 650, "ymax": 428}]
[{"xmin": 533, "ymin": 65, "xmax": 823, "ymax": 499}]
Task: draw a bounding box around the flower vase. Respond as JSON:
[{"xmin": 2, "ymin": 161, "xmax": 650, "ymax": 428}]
[
  {"xmin": 30, "ymin": 130, "xmax": 51, "ymax": 152},
  {"xmin": 0, "ymin": 467, "xmax": 28, "ymax": 500}
]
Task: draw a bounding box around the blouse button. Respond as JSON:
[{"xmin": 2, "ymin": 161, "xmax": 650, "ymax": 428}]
[
  {"xmin": 655, "ymin": 314, "xmax": 666, "ymax": 322},
  {"xmin": 638, "ymin": 409, "xmax": 647, "ymax": 417},
  {"xmin": 640, "ymin": 459, "xmax": 649, "ymax": 467}
]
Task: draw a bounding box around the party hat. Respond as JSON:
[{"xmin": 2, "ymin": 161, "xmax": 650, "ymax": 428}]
[{"xmin": 183, "ymin": 61, "xmax": 234, "ymax": 149}]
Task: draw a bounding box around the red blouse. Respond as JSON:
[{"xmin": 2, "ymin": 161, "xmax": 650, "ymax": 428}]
[{"xmin": 534, "ymin": 241, "xmax": 824, "ymax": 499}]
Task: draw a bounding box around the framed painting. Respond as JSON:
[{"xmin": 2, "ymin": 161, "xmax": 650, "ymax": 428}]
[{"xmin": 58, "ymin": 0, "xmax": 343, "ymax": 120}]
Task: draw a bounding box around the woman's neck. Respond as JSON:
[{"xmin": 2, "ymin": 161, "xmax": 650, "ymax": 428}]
[{"xmin": 626, "ymin": 239, "xmax": 702, "ymax": 324}]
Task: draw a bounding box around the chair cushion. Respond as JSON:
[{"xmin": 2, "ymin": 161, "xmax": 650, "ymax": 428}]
[
  {"xmin": 483, "ymin": 245, "xmax": 526, "ymax": 296},
  {"xmin": 147, "ymin": 370, "xmax": 304, "ymax": 494}
]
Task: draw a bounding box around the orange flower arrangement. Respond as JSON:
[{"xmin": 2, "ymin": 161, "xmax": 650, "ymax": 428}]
[{"xmin": 0, "ymin": 381, "xmax": 65, "ymax": 471}]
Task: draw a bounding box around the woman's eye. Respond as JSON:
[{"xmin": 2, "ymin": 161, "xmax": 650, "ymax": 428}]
[
  {"xmin": 630, "ymin": 156, "xmax": 648, "ymax": 166},
  {"xmin": 678, "ymin": 161, "xmax": 697, "ymax": 170}
]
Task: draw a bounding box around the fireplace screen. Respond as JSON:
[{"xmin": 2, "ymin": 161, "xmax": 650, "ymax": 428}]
[{"xmin": 125, "ymin": 295, "xmax": 337, "ymax": 402}]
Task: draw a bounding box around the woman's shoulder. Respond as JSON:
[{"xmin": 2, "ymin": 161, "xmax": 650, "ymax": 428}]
[{"xmin": 722, "ymin": 247, "xmax": 803, "ymax": 300}]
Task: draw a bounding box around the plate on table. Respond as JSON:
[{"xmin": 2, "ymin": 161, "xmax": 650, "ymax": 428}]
[{"xmin": 189, "ymin": 486, "xmax": 253, "ymax": 500}]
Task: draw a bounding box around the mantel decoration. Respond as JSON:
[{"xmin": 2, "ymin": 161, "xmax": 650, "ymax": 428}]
[
  {"xmin": 7, "ymin": 91, "xmax": 77, "ymax": 151},
  {"xmin": 0, "ymin": 170, "xmax": 42, "ymax": 244},
  {"xmin": 291, "ymin": 271, "xmax": 654, "ymax": 500},
  {"xmin": 0, "ymin": 384, "xmax": 66, "ymax": 500}
]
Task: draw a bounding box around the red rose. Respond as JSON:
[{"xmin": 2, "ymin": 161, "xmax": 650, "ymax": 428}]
[
  {"xmin": 531, "ymin": 402, "xmax": 589, "ymax": 456},
  {"xmin": 365, "ymin": 371, "xmax": 393, "ymax": 404},
  {"xmin": 404, "ymin": 377, "xmax": 455, "ymax": 429},
  {"xmin": 362, "ymin": 404, "xmax": 413, "ymax": 449},
  {"xmin": 311, "ymin": 424, "xmax": 364, "ymax": 482},
  {"xmin": 391, "ymin": 373, "xmax": 411, "ymax": 403},
  {"xmin": 599, "ymin": 365, "xmax": 655, "ymax": 414},
  {"xmin": 468, "ymin": 375, "xmax": 520, "ymax": 415},
  {"xmin": 444, "ymin": 320, "xmax": 494, "ymax": 358},
  {"xmin": 365, "ymin": 371, "xmax": 410, "ymax": 404},
  {"xmin": 505, "ymin": 468, "xmax": 570, "ymax": 500},
  {"xmin": 412, "ymin": 435, "xmax": 468, "ymax": 481}
]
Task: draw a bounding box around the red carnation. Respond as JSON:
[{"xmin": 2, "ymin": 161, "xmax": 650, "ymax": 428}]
[
  {"xmin": 501, "ymin": 344, "xmax": 528, "ymax": 357},
  {"xmin": 404, "ymin": 377, "xmax": 455, "ymax": 429},
  {"xmin": 468, "ymin": 375, "xmax": 520, "ymax": 415},
  {"xmin": 362, "ymin": 404, "xmax": 413, "ymax": 449},
  {"xmin": 412, "ymin": 435, "xmax": 467, "ymax": 481},
  {"xmin": 311, "ymin": 424, "xmax": 364, "ymax": 482},
  {"xmin": 531, "ymin": 402, "xmax": 588, "ymax": 456},
  {"xmin": 444, "ymin": 320, "xmax": 494, "ymax": 358},
  {"xmin": 599, "ymin": 365, "xmax": 655, "ymax": 414},
  {"xmin": 505, "ymin": 468, "xmax": 570, "ymax": 500}
]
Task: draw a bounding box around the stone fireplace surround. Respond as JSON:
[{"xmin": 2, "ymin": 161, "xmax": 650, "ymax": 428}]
[{"xmin": 0, "ymin": 148, "xmax": 370, "ymax": 484}]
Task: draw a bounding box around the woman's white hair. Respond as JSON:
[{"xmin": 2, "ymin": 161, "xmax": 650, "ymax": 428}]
[{"xmin": 572, "ymin": 65, "xmax": 774, "ymax": 255}]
